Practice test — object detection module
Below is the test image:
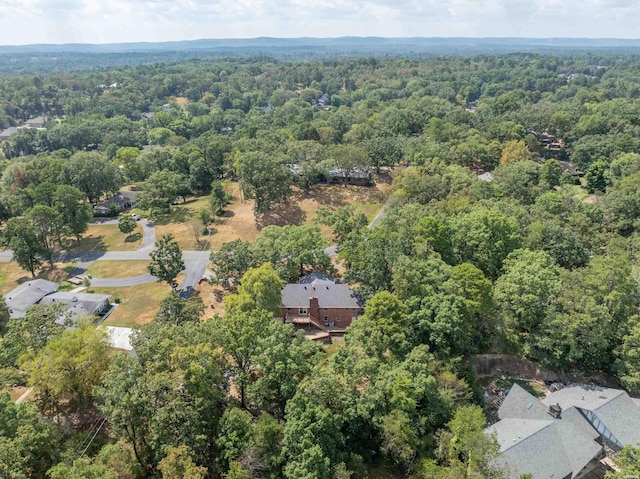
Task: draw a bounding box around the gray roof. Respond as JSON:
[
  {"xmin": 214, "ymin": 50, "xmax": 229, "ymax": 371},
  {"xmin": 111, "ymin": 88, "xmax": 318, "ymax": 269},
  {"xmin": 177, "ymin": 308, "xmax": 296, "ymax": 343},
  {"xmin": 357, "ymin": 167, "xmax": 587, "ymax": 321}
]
[
  {"xmin": 298, "ymin": 271, "xmax": 336, "ymax": 285},
  {"xmin": 281, "ymin": 282, "xmax": 362, "ymax": 309},
  {"xmin": 0, "ymin": 126, "xmax": 18, "ymax": 139},
  {"xmin": 39, "ymin": 292, "xmax": 111, "ymax": 318},
  {"xmin": 24, "ymin": 116, "xmax": 45, "ymax": 127},
  {"xmin": 498, "ymin": 383, "xmax": 550, "ymax": 421},
  {"xmin": 487, "ymin": 418, "xmax": 601, "ymax": 479},
  {"xmin": 478, "ymin": 172, "xmax": 494, "ymax": 182},
  {"xmin": 543, "ymin": 384, "xmax": 640, "ymax": 447},
  {"xmin": 328, "ymin": 168, "xmax": 371, "ymax": 179},
  {"xmin": 5, "ymin": 279, "xmax": 57, "ymax": 312}
]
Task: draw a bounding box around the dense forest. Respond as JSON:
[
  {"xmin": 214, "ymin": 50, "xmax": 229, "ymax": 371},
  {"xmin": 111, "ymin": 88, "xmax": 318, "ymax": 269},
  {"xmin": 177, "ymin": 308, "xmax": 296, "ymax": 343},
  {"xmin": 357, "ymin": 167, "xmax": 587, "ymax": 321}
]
[{"xmin": 2, "ymin": 51, "xmax": 640, "ymax": 478}]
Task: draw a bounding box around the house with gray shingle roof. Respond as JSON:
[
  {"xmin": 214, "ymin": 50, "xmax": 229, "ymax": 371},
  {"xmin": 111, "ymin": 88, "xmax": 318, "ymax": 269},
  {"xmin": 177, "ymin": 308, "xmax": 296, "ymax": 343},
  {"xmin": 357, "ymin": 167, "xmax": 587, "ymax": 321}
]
[
  {"xmin": 281, "ymin": 275, "xmax": 363, "ymax": 330},
  {"xmin": 39, "ymin": 292, "xmax": 111, "ymax": 323},
  {"xmin": 489, "ymin": 382, "xmax": 640, "ymax": 478},
  {"xmin": 0, "ymin": 126, "xmax": 18, "ymax": 141},
  {"xmin": 5, "ymin": 279, "xmax": 58, "ymax": 318}
]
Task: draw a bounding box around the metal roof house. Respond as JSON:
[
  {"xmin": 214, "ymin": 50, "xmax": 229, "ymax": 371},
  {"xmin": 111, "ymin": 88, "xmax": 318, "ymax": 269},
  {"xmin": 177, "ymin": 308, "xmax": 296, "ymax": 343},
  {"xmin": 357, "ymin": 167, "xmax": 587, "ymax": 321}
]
[
  {"xmin": 5, "ymin": 279, "xmax": 58, "ymax": 318},
  {"xmin": 488, "ymin": 383, "xmax": 640, "ymax": 478}
]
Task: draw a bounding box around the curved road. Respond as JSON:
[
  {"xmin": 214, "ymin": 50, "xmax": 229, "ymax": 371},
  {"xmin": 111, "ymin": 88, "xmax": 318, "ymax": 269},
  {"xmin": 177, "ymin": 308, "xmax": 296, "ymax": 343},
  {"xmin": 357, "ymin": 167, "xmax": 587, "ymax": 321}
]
[
  {"xmin": 0, "ymin": 218, "xmax": 209, "ymax": 298},
  {"xmin": 1, "ymin": 200, "xmax": 388, "ymax": 297}
]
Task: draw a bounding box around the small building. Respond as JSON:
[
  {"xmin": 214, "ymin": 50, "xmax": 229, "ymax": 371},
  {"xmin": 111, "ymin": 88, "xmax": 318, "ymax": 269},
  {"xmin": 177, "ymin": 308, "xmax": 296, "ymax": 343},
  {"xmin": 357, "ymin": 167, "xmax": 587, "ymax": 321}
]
[
  {"xmin": 105, "ymin": 326, "xmax": 134, "ymax": 352},
  {"xmin": 326, "ymin": 168, "xmax": 372, "ymax": 186},
  {"xmin": 281, "ymin": 275, "xmax": 363, "ymax": 331},
  {"xmin": 477, "ymin": 171, "xmax": 494, "ymax": 182},
  {"xmin": 39, "ymin": 292, "xmax": 112, "ymax": 322},
  {"xmin": 5, "ymin": 279, "xmax": 58, "ymax": 318},
  {"xmin": 0, "ymin": 126, "xmax": 18, "ymax": 141},
  {"xmin": 140, "ymin": 112, "xmax": 155, "ymax": 120},
  {"xmin": 24, "ymin": 116, "xmax": 46, "ymax": 129}
]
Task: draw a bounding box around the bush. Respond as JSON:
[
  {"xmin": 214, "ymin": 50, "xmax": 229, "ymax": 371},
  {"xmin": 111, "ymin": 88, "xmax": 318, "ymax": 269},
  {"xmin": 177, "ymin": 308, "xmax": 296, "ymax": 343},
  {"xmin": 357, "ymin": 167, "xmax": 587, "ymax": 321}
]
[
  {"xmin": 57, "ymin": 281, "xmax": 74, "ymax": 292},
  {"xmin": 113, "ymin": 297, "xmax": 121, "ymax": 304},
  {"xmin": 48, "ymin": 269, "xmax": 67, "ymax": 283}
]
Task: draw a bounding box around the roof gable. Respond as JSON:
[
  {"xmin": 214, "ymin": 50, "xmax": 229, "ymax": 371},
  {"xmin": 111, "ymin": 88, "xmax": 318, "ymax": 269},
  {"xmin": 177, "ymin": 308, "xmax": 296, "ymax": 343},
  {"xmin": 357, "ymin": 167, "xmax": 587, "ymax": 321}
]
[{"xmin": 281, "ymin": 283, "xmax": 362, "ymax": 309}]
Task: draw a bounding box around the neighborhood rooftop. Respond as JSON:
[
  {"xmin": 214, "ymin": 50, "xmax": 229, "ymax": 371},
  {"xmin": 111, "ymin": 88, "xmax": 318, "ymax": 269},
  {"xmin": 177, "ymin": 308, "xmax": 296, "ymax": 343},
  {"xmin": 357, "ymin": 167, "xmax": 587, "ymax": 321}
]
[
  {"xmin": 5, "ymin": 279, "xmax": 58, "ymax": 315},
  {"xmin": 488, "ymin": 382, "xmax": 640, "ymax": 478},
  {"xmin": 281, "ymin": 281, "xmax": 362, "ymax": 309}
]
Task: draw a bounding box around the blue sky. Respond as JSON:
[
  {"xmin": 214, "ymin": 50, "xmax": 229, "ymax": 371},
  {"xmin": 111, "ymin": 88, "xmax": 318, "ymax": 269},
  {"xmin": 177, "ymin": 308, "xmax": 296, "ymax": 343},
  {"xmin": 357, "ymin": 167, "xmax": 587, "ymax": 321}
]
[{"xmin": 0, "ymin": 0, "xmax": 639, "ymax": 45}]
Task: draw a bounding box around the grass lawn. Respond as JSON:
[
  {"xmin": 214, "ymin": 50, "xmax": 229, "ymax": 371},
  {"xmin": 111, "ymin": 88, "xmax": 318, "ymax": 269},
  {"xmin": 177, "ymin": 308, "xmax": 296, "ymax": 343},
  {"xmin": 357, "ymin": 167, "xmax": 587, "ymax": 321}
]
[
  {"xmin": 133, "ymin": 174, "xmax": 391, "ymax": 252},
  {"xmin": 0, "ymin": 261, "xmax": 72, "ymax": 295},
  {"xmin": 68, "ymin": 224, "xmax": 142, "ymax": 253},
  {"xmin": 85, "ymin": 260, "xmax": 150, "ymax": 278},
  {"xmin": 92, "ymin": 277, "xmax": 183, "ymax": 327},
  {"xmin": 495, "ymin": 377, "xmax": 546, "ymax": 397}
]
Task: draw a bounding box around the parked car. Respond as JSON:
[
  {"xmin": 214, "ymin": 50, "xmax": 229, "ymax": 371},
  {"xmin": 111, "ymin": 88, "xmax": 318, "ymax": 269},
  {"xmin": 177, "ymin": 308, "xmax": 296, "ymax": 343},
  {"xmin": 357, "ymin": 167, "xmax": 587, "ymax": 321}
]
[{"xmin": 131, "ymin": 214, "xmax": 141, "ymax": 221}]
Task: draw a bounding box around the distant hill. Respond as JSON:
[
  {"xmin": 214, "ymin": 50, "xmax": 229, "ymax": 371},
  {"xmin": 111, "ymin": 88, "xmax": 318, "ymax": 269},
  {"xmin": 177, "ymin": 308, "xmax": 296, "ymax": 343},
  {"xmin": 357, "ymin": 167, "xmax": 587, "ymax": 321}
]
[
  {"xmin": 2, "ymin": 37, "xmax": 640, "ymax": 54},
  {"xmin": 1, "ymin": 37, "xmax": 639, "ymax": 75}
]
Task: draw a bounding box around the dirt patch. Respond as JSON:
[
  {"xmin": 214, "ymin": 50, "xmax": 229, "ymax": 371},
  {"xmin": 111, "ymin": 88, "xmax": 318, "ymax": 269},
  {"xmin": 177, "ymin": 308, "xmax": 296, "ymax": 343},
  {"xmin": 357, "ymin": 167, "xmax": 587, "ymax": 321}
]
[{"xmin": 192, "ymin": 280, "xmax": 226, "ymax": 320}]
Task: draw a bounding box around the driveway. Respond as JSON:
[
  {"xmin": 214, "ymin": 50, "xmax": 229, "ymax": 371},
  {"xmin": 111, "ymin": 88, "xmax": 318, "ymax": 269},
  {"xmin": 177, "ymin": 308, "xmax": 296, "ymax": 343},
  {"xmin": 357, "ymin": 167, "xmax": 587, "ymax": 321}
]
[{"xmin": 323, "ymin": 200, "xmax": 389, "ymax": 257}]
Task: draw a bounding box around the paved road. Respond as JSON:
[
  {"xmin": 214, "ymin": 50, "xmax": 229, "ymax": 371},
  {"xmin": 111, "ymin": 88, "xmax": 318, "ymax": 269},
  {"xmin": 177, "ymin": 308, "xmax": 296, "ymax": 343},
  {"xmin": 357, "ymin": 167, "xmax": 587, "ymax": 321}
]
[{"xmin": 91, "ymin": 274, "xmax": 158, "ymax": 287}]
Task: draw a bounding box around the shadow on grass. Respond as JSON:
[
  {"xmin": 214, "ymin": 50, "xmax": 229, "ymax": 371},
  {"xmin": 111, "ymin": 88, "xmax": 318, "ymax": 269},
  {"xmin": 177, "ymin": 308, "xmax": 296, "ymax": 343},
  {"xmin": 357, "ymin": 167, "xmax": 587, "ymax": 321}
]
[
  {"xmin": 151, "ymin": 206, "xmax": 193, "ymax": 226},
  {"xmin": 66, "ymin": 236, "xmax": 107, "ymax": 253},
  {"xmin": 255, "ymin": 200, "xmax": 307, "ymax": 229},
  {"xmin": 124, "ymin": 233, "xmax": 142, "ymax": 243}
]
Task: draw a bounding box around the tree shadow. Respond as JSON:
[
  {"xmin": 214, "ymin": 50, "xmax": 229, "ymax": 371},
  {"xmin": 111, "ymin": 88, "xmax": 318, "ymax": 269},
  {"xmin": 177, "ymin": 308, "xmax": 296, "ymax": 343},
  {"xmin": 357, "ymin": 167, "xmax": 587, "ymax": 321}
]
[
  {"xmin": 152, "ymin": 207, "xmax": 192, "ymax": 226},
  {"xmin": 255, "ymin": 200, "xmax": 307, "ymax": 230},
  {"xmin": 67, "ymin": 236, "xmax": 107, "ymax": 253},
  {"xmin": 219, "ymin": 210, "xmax": 235, "ymax": 218},
  {"xmin": 124, "ymin": 233, "xmax": 142, "ymax": 243}
]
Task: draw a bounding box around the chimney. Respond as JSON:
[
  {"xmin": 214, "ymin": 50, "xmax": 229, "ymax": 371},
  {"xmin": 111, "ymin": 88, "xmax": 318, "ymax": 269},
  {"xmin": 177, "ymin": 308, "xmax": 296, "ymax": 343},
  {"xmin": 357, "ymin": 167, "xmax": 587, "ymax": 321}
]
[{"xmin": 309, "ymin": 297, "xmax": 320, "ymax": 321}]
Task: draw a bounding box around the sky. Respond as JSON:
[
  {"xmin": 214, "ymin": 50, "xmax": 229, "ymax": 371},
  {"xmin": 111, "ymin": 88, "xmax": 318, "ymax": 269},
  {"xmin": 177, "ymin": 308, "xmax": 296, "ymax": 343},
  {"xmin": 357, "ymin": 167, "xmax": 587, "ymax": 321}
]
[{"xmin": 0, "ymin": 0, "xmax": 639, "ymax": 45}]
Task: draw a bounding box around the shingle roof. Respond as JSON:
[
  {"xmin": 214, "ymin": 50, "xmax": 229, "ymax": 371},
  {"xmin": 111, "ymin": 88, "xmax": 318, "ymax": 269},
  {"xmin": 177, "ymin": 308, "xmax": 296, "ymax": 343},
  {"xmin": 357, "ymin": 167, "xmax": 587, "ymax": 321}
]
[
  {"xmin": 0, "ymin": 126, "xmax": 18, "ymax": 139},
  {"xmin": 39, "ymin": 292, "xmax": 111, "ymax": 317},
  {"xmin": 298, "ymin": 271, "xmax": 336, "ymax": 285},
  {"xmin": 5, "ymin": 279, "xmax": 57, "ymax": 312},
  {"xmin": 543, "ymin": 384, "xmax": 640, "ymax": 447},
  {"xmin": 281, "ymin": 283, "xmax": 362, "ymax": 309},
  {"xmin": 487, "ymin": 418, "xmax": 601, "ymax": 479},
  {"xmin": 498, "ymin": 383, "xmax": 550, "ymax": 421}
]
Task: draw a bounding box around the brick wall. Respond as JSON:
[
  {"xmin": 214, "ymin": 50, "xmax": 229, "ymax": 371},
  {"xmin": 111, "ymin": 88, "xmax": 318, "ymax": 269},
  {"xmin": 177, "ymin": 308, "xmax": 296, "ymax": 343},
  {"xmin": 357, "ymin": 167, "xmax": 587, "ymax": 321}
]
[{"xmin": 281, "ymin": 305, "xmax": 363, "ymax": 330}]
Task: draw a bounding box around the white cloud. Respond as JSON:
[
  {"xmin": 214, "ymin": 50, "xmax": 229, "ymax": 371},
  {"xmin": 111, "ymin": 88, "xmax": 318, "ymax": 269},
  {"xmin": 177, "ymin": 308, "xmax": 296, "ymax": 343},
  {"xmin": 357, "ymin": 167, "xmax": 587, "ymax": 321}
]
[{"xmin": 0, "ymin": 0, "xmax": 638, "ymax": 45}]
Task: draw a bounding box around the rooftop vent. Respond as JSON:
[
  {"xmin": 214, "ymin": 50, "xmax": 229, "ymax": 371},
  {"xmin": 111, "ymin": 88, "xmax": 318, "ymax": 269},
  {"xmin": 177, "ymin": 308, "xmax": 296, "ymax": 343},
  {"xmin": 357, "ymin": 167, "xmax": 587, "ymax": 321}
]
[{"xmin": 548, "ymin": 403, "xmax": 562, "ymax": 419}]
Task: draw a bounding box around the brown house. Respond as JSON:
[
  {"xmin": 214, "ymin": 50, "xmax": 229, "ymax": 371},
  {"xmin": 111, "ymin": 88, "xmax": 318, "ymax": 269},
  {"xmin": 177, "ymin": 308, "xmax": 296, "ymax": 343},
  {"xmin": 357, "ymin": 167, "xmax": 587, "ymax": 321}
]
[{"xmin": 281, "ymin": 273, "xmax": 363, "ymax": 331}]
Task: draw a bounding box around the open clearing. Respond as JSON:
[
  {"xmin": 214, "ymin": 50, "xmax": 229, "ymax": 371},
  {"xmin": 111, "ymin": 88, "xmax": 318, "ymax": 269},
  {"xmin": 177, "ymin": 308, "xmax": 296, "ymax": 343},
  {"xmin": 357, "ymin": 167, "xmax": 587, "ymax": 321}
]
[
  {"xmin": 0, "ymin": 261, "xmax": 72, "ymax": 295},
  {"xmin": 85, "ymin": 260, "xmax": 150, "ymax": 278},
  {"xmin": 135, "ymin": 176, "xmax": 389, "ymax": 252},
  {"xmin": 93, "ymin": 275, "xmax": 184, "ymax": 327},
  {"xmin": 69, "ymin": 224, "xmax": 142, "ymax": 253}
]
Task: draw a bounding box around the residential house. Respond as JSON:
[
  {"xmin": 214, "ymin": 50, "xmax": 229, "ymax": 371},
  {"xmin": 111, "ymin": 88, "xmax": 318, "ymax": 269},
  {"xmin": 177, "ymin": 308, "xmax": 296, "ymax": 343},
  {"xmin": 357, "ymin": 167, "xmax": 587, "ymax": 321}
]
[
  {"xmin": 477, "ymin": 171, "xmax": 494, "ymax": 182},
  {"xmin": 105, "ymin": 326, "xmax": 134, "ymax": 352},
  {"xmin": 558, "ymin": 160, "xmax": 583, "ymax": 177},
  {"xmin": 326, "ymin": 168, "xmax": 372, "ymax": 186},
  {"xmin": 0, "ymin": 126, "xmax": 18, "ymax": 141},
  {"xmin": 5, "ymin": 279, "xmax": 58, "ymax": 318},
  {"xmin": 39, "ymin": 292, "xmax": 112, "ymax": 322},
  {"xmin": 24, "ymin": 116, "xmax": 46, "ymax": 129},
  {"xmin": 487, "ymin": 383, "xmax": 640, "ymax": 478},
  {"xmin": 140, "ymin": 111, "xmax": 155, "ymax": 120},
  {"xmin": 94, "ymin": 190, "xmax": 138, "ymax": 215},
  {"xmin": 281, "ymin": 274, "xmax": 364, "ymax": 331},
  {"xmin": 5, "ymin": 280, "xmax": 112, "ymax": 322}
]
